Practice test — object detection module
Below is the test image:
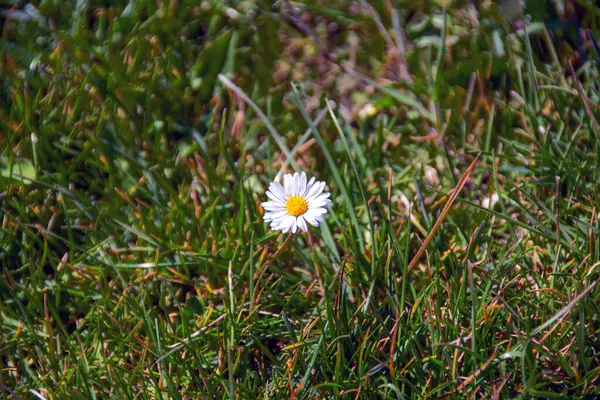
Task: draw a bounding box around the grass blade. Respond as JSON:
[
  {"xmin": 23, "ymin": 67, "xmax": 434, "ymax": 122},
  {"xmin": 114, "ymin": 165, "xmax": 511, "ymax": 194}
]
[{"xmin": 408, "ymin": 154, "xmax": 480, "ymax": 272}]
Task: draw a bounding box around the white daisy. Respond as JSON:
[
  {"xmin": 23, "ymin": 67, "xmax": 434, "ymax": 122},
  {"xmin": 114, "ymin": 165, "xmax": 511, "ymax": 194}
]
[{"xmin": 262, "ymin": 172, "xmax": 331, "ymax": 234}]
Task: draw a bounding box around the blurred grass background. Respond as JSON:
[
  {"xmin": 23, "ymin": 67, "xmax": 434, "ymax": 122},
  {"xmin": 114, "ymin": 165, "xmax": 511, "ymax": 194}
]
[{"xmin": 2, "ymin": 0, "xmax": 600, "ymax": 398}]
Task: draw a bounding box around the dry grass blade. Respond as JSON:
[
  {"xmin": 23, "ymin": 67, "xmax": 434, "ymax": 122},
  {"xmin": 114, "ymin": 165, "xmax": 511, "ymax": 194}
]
[
  {"xmin": 407, "ymin": 154, "xmax": 480, "ymax": 272},
  {"xmin": 452, "ymin": 347, "xmax": 497, "ymax": 394},
  {"xmin": 218, "ymin": 74, "xmax": 297, "ymax": 169},
  {"xmin": 530, "ymin": 276, "xmax": 600, "ymax": 337},
  {"xmin": 568, "ymin": 62, "xmax": 600, "ymax": 132},
  {"xmin": 155, "ymin": 313, "xmax": 229, "ymax": 364}
]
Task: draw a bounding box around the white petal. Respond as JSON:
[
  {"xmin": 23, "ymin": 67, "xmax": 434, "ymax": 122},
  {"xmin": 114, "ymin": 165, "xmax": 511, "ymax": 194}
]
[
  {"xmin": 274, "ymin": 213, "xmax": 292, "ymax": 226},
  {"xmin": 280, "ymin": 215, "xmax": 295, "ymax": 232},
  {"xmin": 292, "ymin": 173, "xmax": 299, "ymax": 196},
  {"xmin": 297, "ymin": 217, "xmax": 308, "ymax": 232},
  {"xmin": 284, "ymin": 174, "xmax": 294, "ymax": 196},
  {"xmin": 286, "ymin": 215, "xmax": 296, "ymax": 231},
  {"xmin": 266, "ymin": 190, "xmax": 284, "ymax": 203},
  {"xmin": 308, "ymin": 200, "xmax": 331, "ymax": 209},
  {"xmin": 270, "ymin": 220, "xmax": 282, "ymax": 230},
  {"xmin": 308, "ymin": 193, "xmax": 331, "ymax": 208},
  {"xmin": 263, "ymin": 211, "xmax": 287, "ymax": 222},
  {"xmin": 298, "ymin": 172, "xmax": 307, "ymax": 197},
  {"xmin": 303, "ymin": 214, "xmax": 320, "ymax": 226},
  {"xmin": 313, "ymin": 192, "xmax": 330, "ymax": 201},
  {"xmin": 303, "ymin": 208, "xmax": 327, "ymax": 226},
  {"xmin": 291, "ymin": 218, "xmax": 298, "ymax": 234},
  {"xmin": 264, "ymin": 210, "xmax": 288, "ymax": 221},
  {"xmin": 269, "ymin": 215, "xmax": 281, "ymax": 227},
  {"xmin": 305, "ymin": 181, "xmax": 325, "ymax": 200},
  {"xmin": 263, "ymin": 207, "xmax": 286, "ymax": 214},
  {"xmin": 303, "ymin": 177, "xmax": 316, "ymax": 196},
  {"xmin": 262, "ymin": 200, "xmax": 286, "ymax": 210},
  {"xmin": 305, "ymin": 207, "xmax": 327, "ymax": 219},
  {"xmin": 268, "ymin": 182, "xmax": 286, "ymax": 202}
]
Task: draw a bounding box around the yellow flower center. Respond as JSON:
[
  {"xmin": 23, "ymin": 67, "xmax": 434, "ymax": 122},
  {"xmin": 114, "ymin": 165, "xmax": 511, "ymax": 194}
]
[{"xmin": 285, "ymin": 196, "xmax": 308, "ymax": 217}]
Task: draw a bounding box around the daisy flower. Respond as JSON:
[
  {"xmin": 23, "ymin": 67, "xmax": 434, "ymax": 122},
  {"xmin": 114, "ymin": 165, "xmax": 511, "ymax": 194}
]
[{"xmin": 262, "ymin": 172, "xmax": 331, "ymax": 233}]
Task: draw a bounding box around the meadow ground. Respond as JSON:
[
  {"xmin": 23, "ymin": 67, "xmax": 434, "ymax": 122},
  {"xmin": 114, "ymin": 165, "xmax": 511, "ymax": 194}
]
[{"xmin": 2, "ymin": 1, "xmax": 600, "ymax": 398}]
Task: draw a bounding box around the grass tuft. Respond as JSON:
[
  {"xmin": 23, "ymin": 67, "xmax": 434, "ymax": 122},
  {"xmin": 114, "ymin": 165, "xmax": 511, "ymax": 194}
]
[{"xmin": 2, "ymin": 1, "xmax": 600, "ymax": 398}]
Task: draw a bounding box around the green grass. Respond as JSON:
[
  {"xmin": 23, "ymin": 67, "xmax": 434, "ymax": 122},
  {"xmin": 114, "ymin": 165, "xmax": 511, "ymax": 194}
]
[{"xmin": 2, "ymin": 1, "xmax": 600, "ymax": 398}]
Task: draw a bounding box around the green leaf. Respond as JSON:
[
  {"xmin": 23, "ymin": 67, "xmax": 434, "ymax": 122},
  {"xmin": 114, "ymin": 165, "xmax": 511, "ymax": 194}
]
[
  {"xmin": 0, "ymin": 157, "xmax": 36, "ymax": 185},
  {"xmin": 195, "ymin": 29, "xmax": 233, "ymax": 101},
  {"xmin": 0, "ymin": 40, "xmax": 36, "ymax": 68},
  {"xmin": 182, "ymin": 296, "xmax": 204, "ymax": 320}
]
